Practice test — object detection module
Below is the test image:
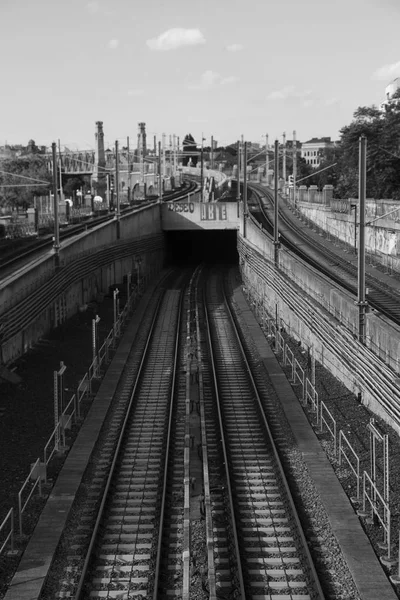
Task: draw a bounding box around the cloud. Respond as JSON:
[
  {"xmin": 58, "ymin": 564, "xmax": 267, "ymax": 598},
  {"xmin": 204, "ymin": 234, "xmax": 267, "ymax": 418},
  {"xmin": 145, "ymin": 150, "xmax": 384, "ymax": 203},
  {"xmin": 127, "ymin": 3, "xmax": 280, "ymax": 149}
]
[
  {"xmin": 108, "ymin": 39, "xmax": 119, "ymax": 49},
  {"xmin": 221, "ymin": 75, "xmax": 239, "ymax": 85},
  {"xmin": 188, "ymin": 70, "xmax": 221, "ymax": 90},
  {"xmin": 188, "ymin": 71, "xmax": 239, "ymax": 90},
  {"xmin": 373, "ymin": 60, "xmax": 400, "ymax": 80},
  {"xmin": 128, "ymin": 89, "xmax": 145, "ymax": 97},
  {"xmin": 325, "ymin": 97, "xmax": 339, "ymax": 106},
  {"xmin": 87, "ymin": 1, "xmax": 99, "ymax": 13},
  {"xmin": 226, "ymin": 43, "xmax": 243, "ymax": 52},
  {"xmin": 267, "ymin": 85, "xmax": 295, "ymax": 100},
  {"xmin": 147, "ymin": 28, "xmax": 205, "ymax": 51},
  {"xmin": 267, "ymin": 86, "xmax": 313, "ymax": 100}
]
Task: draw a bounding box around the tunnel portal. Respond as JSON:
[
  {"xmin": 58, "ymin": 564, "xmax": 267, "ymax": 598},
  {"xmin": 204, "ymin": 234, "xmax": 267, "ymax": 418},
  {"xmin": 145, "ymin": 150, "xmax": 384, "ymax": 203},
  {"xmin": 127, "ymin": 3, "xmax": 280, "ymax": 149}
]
[{"xmin": 164, "ymin": 230, "xmax": 238, "ymax": 265}]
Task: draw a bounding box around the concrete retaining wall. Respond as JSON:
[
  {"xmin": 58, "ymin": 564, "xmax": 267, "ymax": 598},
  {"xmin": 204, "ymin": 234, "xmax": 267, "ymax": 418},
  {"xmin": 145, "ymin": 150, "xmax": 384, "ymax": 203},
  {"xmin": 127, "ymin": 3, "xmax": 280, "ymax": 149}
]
[
  {"xmin": 0, "ymin": 204, "xmax": 165, "ymax": 364},
  {"xmin": 240, "ymin": 215, "xmax": 400, "ymax": 431}
]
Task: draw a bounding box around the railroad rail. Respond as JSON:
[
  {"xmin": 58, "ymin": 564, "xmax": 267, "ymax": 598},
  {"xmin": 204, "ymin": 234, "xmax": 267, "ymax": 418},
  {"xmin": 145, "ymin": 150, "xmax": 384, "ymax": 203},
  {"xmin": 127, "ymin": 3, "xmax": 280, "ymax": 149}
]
[
  {"xmin": 248, "ymin": 182, "xmax": 400, "ymax": 327},
  {"xmin": 0, "ymin": 180, "xmax": 197, "ymax": 272},
  {"xmin": 200, "ymin": 267, "xmax": 325, "ymax": 599}
]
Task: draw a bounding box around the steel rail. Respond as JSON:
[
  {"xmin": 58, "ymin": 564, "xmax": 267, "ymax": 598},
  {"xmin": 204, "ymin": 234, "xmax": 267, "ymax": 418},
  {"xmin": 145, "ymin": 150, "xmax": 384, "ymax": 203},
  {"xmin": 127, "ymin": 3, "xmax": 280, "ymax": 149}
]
[
  {"xmin": 203, "ymin": 279, "xmax": 247, "ymax": 600},
  {"xmin": 0, "ymin": 181, "xmax": 196, "ymax": 272},
  {"xmin": 248, "ymin": 182, "xmax": 400, "ymax": 326},
  {"xmin": 222, "ymin": 271, "xmax": 326, "ymax": 599},
  {"xmin": 152, "ymin": 286, "xmax": 185, "ymax": 600},
  {"xmin": 73, "ymin": 288, "xmax": 169, "ymax": 599}
]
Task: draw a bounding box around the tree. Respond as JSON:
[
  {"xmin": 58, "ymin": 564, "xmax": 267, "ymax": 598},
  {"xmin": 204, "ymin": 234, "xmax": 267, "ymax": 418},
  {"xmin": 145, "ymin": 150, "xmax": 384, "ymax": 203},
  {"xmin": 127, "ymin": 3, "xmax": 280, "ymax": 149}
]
[
  {"xmin": 0, "ymin": 155, "xmax": 52, "ymax": 210},
  {"xmin": 63, "ymin": 175, "xmax": 86, "ymax": 198},
  {"xmin": 182, "ymin": 133, "xmax": 198, "ymax": 166}
]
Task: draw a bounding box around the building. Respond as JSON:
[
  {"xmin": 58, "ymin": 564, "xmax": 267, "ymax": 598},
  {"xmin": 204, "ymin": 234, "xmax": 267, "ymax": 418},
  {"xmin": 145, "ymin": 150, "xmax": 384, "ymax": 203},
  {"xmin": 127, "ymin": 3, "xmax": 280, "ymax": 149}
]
[{"xmin": 301, "ymin": 137, "xmax": 335, "ymax": 168}]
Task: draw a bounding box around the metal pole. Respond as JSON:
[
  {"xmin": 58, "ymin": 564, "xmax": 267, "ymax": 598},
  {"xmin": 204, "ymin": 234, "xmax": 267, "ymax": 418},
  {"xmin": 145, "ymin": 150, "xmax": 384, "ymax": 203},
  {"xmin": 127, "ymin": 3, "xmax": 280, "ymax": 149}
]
[
  {"xmin": 274, "ymin": 139, "xmax": 279, "ymax": 265},
  {"xmin": 243, "ymin": 141, "xmax": 247, "ymax": 239},
  {"xmin": 162, "ymin": 133, "xmax": 166, "ymax": 177},
  {"xmin": 200, "ymin": 135, "xmax": 204, "ymax": 202},
  {"xmin": 58, "ymin": 139, "xmax": 64, "ymax": 202},
  {"xmin": 127, "ymin": 272, "xmax": 131, "ymax": 302},
  {"xmin": 127, "ymin": 136, "xmax": 130, "ymax": 203},
  {"xmin": 52, "ymin": 142, "xmax": 60, "ymax": 266},
  {"xmin": 211, "ymin": 135, "xmax": 214, "ymax": 169},
  {"xmin": 282, "ymin": 132, "xmax": 286, "ymax": 183},
  {"xmin": 265, "ymin": 134, "xmax": 269, "ymax": 186},
  {"xmin": 358, "ymin": 135, "xmax": 367, "ymax": 343},
  {"xmin": 293, "ymin": 130, "xmax": 297, "ymax": 207},
  {"xmin": 355, "ymin": 205, "xmax": 357, "ymax": 255},
  {"xmin": 54, "ymin": 371, "xmax": 59, "ymax": 451},
  {"xmin": 115, "ymin": 140, "xmax": 120, "ymax": 238},
  {"xmin": 236, "ymin": 140, "xmax": 241, "ymax": 200},
  {"xmin": 158, "ymin": 141, "xmax": 163, "ymax": 200}
]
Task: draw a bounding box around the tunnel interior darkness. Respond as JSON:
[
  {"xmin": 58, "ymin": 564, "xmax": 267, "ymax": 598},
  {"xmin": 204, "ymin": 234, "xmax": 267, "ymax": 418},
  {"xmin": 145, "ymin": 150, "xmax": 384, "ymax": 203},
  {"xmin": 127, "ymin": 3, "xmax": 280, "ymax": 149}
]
[{"xmin": 164, "ymin": 230, "xmax": 238, "ymax": 265}]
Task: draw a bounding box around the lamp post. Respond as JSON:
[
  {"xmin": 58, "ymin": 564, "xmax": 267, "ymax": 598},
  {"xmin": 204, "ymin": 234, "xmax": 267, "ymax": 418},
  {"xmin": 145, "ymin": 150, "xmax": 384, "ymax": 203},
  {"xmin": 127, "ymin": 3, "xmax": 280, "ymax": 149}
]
[
  {"xmin": 54, "ymin": 361, "xmax": 67, "ymax": 451},
  {"xmin": 127, "ymin": 272, "xmax": 132, "ymax": 303},
  {"xmin": 113, "ymin": 288, "xmax": 119, "ymax": 341},
  {"xmin": 350, "ymin": 203, "xmax": 358, "ymax": 255},
  {"xmin": 92, "ymin": 314, "xmax": 101, "ymax": 377}
]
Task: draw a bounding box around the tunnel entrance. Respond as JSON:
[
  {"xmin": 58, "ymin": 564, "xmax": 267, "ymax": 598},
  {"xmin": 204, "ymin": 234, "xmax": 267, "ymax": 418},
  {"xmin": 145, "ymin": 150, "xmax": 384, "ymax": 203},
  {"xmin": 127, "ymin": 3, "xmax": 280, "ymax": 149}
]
[{"xmin": 164, "ymin": 230, "xmax": 238, "ymax": 265}]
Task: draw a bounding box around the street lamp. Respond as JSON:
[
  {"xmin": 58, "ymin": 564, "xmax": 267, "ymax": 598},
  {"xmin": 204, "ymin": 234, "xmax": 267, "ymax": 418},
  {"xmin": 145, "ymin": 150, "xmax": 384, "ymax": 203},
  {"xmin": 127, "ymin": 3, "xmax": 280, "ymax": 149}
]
[{"xmin": 92, "ymin": 314, "xmax": 101, "ymax": 377}]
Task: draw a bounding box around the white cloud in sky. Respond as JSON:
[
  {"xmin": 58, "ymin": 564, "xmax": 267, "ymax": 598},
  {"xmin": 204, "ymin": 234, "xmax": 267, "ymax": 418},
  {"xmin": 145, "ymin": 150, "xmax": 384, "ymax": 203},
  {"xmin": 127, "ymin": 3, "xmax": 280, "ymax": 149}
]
[
  {"xmin": 267, "ymin": 85, "xmax": 295, "ymax": 100},
  {"xmin": 267, "ymin": 86, "xmax": 312, "ymax": 100},
  {"xmin": 108, "ymin": 39, "xmax": 119, "ymax": 49},
  {"xmin": 87, "ymin": 1, "xmax": 99, "ymax": 14},
  {"xmin": 221, "ymin": 75, "xmax": 240, "ymax": 85},
  {"xmin": 147, "ymin": 28, "xmax": 205, "ymax": 51},
  {"xmin": 128, "ymin": 89, "xmax": 145, "ymax": 97},
  {"xmin": 325, "ymin": 97, "xmax": 339, "ymax": 106},
  {"xmin": 226, "ymin": 43, "xmax": 243, "ymax": 52},
  {"xmin": 373, "ymin": 60, "xmax": 400, "ymax": 79},
  {"xmin": 188, "ymin": 70, "xmax": 239, "ymax": 90}
]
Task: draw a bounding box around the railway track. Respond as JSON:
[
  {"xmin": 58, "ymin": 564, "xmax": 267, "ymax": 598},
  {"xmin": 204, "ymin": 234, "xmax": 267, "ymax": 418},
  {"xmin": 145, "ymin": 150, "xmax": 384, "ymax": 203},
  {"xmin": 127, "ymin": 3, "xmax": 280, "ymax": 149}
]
[
  {"xmin": 37, "ymin": 265, "xmax": 325, "ymax": 600},
  {"xmin": 0, "ymin": 181, "xmax": 197, "ymax": 273},
  {"xmin": 201, "ymin": 268, "xmax": 324, "ymax": 599},
  {"xmin": 248, "ymin": 182, "xmax": 400, "ymax": 326}
]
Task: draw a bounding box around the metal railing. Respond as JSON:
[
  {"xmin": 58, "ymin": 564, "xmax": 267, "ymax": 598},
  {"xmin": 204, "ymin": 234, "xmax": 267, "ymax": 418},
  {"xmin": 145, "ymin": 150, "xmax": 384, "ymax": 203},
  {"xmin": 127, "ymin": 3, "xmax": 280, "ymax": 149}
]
[{"xmin": 0, "ymin": 267, "xmax": 155, "ymax": 556}]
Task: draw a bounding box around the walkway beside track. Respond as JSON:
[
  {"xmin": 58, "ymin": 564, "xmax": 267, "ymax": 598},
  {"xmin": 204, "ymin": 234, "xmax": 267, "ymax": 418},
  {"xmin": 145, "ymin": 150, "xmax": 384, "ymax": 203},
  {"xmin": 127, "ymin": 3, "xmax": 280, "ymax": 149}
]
[
  {"xmin": 230, "ymin": 278, "xmax": 398, "ymax": 600},
  {"xmin": 3, "ymin": 275, "xmax": 164, "ymax": 600}
]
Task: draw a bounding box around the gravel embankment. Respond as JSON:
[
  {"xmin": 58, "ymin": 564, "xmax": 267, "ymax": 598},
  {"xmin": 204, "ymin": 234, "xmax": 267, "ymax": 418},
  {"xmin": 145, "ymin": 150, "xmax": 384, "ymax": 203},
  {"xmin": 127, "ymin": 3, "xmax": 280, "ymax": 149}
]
[{"xmin": 237, "ymin": 275, "xmax": 400, "ymax": 598}]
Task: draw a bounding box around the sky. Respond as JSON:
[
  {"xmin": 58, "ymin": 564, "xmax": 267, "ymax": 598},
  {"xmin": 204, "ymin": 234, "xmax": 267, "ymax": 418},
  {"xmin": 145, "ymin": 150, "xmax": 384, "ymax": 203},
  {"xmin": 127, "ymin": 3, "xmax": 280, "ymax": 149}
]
[{"xmin": 1, "ymin": 0, "xmax": 400, "ymax": 151}]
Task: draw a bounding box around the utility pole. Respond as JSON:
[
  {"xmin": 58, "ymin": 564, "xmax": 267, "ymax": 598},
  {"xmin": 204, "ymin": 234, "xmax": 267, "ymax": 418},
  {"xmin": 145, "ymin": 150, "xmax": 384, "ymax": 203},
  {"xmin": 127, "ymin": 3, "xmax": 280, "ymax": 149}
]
[
  {"xmin": 58, "ymin": 139, "xmax": 64, "ymax": 202},
  {"xmin": 162, "ymin": 133, "xmax": 166, "ymax": 177},
  {"xmin": 357, "ymin": 135, "xmax": 368, "ymax": 343},
  {"xmin": 211, "ymin": 135, "xmax": 214, "ymax": 169},
  {"xmin": 52, "ymin": 142, "xmax": 60, "ymax": 266},
  {"xmin": 236, "ymin": 140, "xmax": 241, "ymax": 203},
  {"xmin": 265, "ymin": 134, "xmax": 269, "ymax": 186},
  {"xmin": 200, "ymin": 134, "xmax": 204, "ymax": 202},
  {"xmin": 274, "ymin": 139, "xmax": 280, "ymax": 265},
  {"xmin": 241, "ymin": 134, "xmax": 244, "ymax": 181},
  {"xmin": 158, "ymin": 141, "xmax": 163, "ymax": 201},
  {"xmin": 127, "ymin": 135, "xmax": 130, "ymax": 203},
  {"xmin": 243, "ymin": 141, "xmax": 247, "ymax": 238},
  {"xmin": 293, "ymin": 130, "xmax": 297, "ymax": 206},
  {"xmin": 115, "ymin": 140, "xmax": 120, "ymax": 239},
  {"xmin": 282, "ymin": 132, "xmax": 286, "ymax": 183}
]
